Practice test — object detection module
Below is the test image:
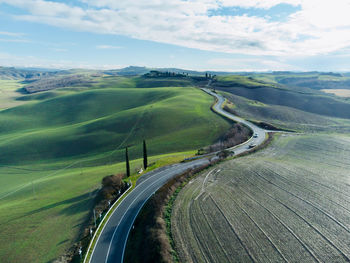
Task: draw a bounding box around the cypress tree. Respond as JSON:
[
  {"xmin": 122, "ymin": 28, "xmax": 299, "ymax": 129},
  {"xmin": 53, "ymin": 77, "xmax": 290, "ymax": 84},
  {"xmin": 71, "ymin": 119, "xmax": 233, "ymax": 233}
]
[
  {"xmin": 125, "ymin": 147, "xmax": 130, "ymax": 177},
  {"xmin": 143, "ymin": 140, "xmax": 148, "ymax": 169}
]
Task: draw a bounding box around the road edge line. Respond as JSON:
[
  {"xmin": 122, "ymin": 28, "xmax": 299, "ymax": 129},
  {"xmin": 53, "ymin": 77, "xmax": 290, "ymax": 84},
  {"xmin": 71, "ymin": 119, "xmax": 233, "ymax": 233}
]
[
  {"xmin": 202, "ymin": 88, "xmax": 255, "ymax": 150},
  {"xmin": 83, "ymin": 183, "xmax": 132, "ymax": 263}
]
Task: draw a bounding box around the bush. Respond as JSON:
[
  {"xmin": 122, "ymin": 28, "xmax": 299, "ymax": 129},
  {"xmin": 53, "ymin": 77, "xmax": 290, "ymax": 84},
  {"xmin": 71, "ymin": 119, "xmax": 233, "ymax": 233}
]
[
  {"xmin": 205, "ymin": 123, "xmax": 252, "ymax": 153},
  {"xmin": 97, "ymin": 173, "xmax": 125, "ymax": 206}
]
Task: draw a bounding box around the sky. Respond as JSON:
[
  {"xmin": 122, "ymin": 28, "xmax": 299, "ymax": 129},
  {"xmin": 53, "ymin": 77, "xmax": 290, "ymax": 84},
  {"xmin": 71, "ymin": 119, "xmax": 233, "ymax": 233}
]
[{"xmin": 1, "ymin": 0, "xmax": 350, "ymax": 71}]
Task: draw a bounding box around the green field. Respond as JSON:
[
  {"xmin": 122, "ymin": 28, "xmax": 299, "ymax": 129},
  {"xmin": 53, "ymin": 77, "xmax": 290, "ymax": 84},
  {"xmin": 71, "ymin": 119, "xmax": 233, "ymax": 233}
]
[
  {"xmin": 0, "ymin": 76, "xmax": 230, "ymax": 262},
  {"xmin": 172, "ymin": 134, "xmax": 350, "ymax": 262}
]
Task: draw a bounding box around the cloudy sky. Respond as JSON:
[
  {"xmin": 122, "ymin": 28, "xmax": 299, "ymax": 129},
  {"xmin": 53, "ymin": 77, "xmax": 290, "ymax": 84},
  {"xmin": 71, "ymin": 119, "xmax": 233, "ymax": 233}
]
[{"xmin": 1, "ymin": 0, "xmax": 350, "ymax": 71}]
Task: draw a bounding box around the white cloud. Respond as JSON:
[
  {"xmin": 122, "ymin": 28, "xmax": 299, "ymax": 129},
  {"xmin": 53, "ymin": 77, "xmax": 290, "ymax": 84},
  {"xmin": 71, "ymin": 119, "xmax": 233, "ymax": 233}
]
[
  {"xmin": 218, "ymin": 0, "xmax": 302, "ymax": 9},
  {"xmin": 207, "ymin": 57, "xmax": 298, "ymax": 71},
  {"xmin": 0, "ymin": 31, "xmax": 25, "ymax": 37},
  {"xmin": 0, "ymin": 30, "xmax": 28, "ymax": 42},
  {"xmin": 0, "ymin": 38, "xmax": 30, "ymax": 43},
  {"xmin": 1, "ymin": 0, "xmax": 350, "ymax": 57},
  {"xmin": 96, "ymin": 45, "xmax": 122, "ymax": 49},
  {"xmin": 0, "ymin": 51, "xmax": 125, "ymax": 69},
  {"xmin": 51, "ymin": 48, "xmax": 68, "ymax": 52}
]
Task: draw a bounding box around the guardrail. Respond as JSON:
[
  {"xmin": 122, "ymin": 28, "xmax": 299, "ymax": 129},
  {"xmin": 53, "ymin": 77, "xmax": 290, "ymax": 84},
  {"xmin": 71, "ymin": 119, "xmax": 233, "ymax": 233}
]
[{"xmin": 83, "ymin": 183, "xmax": 132, "ymax": 263}]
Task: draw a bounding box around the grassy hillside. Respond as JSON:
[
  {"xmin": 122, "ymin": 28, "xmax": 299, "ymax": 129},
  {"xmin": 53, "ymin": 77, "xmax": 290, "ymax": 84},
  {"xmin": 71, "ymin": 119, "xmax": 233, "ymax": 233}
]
[
  {"xmin": 0, "ymin": 76, "xmax": 230, "ymax": 263},
  {"xmin": 0, "ymin": 67, "xmax": 51, "ymax": 80},
  {"xmin": 216, "ymin": 75, "xmax": 272, "ymax": 88},
  {"xmin": 0, "ymin": 80, "xmax": 229, "ymax": 165},
  {"xmin": 209, "ymin": 75, "xmax": 350, "ymax": 131},
  {"xmin": 221, "ymin": 91, "xmax": 350, "ymax": 132},
  {"xmin": 172, "ymin": 134, "xmax": 350, "ymax": 262},
  {"xmin": 0, "ymin": 80, "xmax": 27, "ymax": 109},
  {"xmin": 213, "ymin": 76, "xmax": 350, "ymax": 119},
  {"xmin": 249, "ymin": 72, "xmax": 350, "ymax": 90}
]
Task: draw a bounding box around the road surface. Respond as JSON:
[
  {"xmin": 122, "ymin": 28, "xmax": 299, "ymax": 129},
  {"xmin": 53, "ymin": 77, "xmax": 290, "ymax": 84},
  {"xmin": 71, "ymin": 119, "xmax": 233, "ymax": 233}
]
[
  {"xmin": 202, "ymin": 88, "xmax": 267, "ymax": 154},
  {"xmin": 88, "ymin": 88, "xmax": 268, "ymax": 263}
]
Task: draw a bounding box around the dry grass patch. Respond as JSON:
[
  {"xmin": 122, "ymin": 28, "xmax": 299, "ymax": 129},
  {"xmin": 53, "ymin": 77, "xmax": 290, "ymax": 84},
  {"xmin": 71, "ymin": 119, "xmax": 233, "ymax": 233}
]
[{"xmin": 322, "ymin": 89, "xmax": 350, "ymax": 98}]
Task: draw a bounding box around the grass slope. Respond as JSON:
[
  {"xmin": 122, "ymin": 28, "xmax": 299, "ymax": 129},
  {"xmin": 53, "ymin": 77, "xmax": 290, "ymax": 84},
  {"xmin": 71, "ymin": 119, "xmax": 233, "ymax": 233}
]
[
  {"xmin": 211, "ymin": 75, "xmax": 350, "ymax": 132},
  {"xmin": 0, "ymin": 80, "xmax": 27, "ymax": 109},
  {"xmin": 0, "ymin": 76, "xmax": 230, "ymax": 263},
  {"xmin": 0, "ymin": 84, "xmax": 229, "ymax": 165},
  {"xmin": 221, "ymin": 91, "xmax": 350, "ymax": 132},
  {"xmin": 249, "ymin": 72, "xmax": 350, "ymax": 90},
  {"xmin": 213, "ymin": 78, "xmax": 350, "ymax": 119},
  {"xmin": 172, "ymin": 134, "xmax": 350, "ymax": 262}
]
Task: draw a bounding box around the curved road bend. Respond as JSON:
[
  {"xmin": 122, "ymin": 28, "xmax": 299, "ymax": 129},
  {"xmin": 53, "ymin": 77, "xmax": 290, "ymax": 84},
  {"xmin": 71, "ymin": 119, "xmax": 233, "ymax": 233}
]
[
  {"xmin": 202, "ymin": 88, "xmax": 267, "ymax": 153},
  {"xmin": 89, "ymin": 159, "xmax": 210, "ymax": 263},
  {"xmin": 89, "ymin": 88, "xmax": 268, "ymax": 263}
]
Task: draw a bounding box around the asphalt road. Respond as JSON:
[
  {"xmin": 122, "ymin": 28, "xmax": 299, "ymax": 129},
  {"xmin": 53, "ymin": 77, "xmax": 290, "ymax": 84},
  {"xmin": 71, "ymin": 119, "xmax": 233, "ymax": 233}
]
[
  {"xmin": 89, "ymin": 159, "xmax": 210, "ymax": 263},
  {"xmin": 202, "ymin": 88, "xmax": 267, "ymax": 154},
  {"xmin": 88, "ymin": 88, "xmax": 268, "ymax": 263}
]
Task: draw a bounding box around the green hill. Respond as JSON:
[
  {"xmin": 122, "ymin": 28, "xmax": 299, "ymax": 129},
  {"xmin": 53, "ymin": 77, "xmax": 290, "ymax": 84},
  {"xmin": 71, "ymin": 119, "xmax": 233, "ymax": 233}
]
[
  {"xmin": 0, "ymin": 80, "xmax": 229, "ymax": 165},
  {"xmin": 212, "ymin": 75, "xmax": 350, "ymax": 131},
  {"xmin": 0, "ymin": 76, "xmax": 230, "ymax": 263},
  {"xmin": 213, "ymin": 76, "xmax": 350, "ymax": 119},
  {"xmin": 221, "ymin": 91, "xmax": 350, "ymax": 132}
]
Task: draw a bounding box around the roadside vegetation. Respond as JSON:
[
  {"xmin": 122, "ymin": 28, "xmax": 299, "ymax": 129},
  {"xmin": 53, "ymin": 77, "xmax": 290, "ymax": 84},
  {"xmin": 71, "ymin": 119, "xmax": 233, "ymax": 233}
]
[
  {"xmin": 199, "ymin": 123, "xmax": 252, "ymax": 154},
  {"xmin": 172, "ymin": 134, "xmax": 350, "ymax": 262},
  {"xmin": 60, "ymin": 174, "xmax": 128, "ymax": 262}
]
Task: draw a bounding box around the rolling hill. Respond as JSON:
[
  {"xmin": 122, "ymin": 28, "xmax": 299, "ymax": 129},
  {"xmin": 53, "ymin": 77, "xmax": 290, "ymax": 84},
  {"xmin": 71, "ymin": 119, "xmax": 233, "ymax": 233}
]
[
  {"xmin": 211, "ymin": 75, "xmax": 350, "ymax": 132},
  {"xmin": 213, "ymin": 75, "xmax": 350, "ymax": 119},
  {"xmin": 0, "ymin": 75, "xmax": 230, "ymax": 263}
]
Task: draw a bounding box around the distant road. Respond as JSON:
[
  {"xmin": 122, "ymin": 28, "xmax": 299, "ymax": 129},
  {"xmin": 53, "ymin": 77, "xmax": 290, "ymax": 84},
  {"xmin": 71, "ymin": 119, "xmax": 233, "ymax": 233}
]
[
  {"xmin": 88, "ymin": 88, "xmax": 269, "ymax": 263},
  {"xmin": 202, "ymin": 88, "xmax": 267, "ymax": 154}
]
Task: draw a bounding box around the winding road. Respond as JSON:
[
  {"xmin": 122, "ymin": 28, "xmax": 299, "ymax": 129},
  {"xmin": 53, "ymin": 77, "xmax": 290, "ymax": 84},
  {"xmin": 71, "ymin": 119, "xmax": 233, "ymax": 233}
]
[
  {"xmin": 87, "ymin": 88, "xmax": 268, "ymax": 263},
  {"xmin": 202, "ymin": 88, "xmax": 267, "ymax": 154}
]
